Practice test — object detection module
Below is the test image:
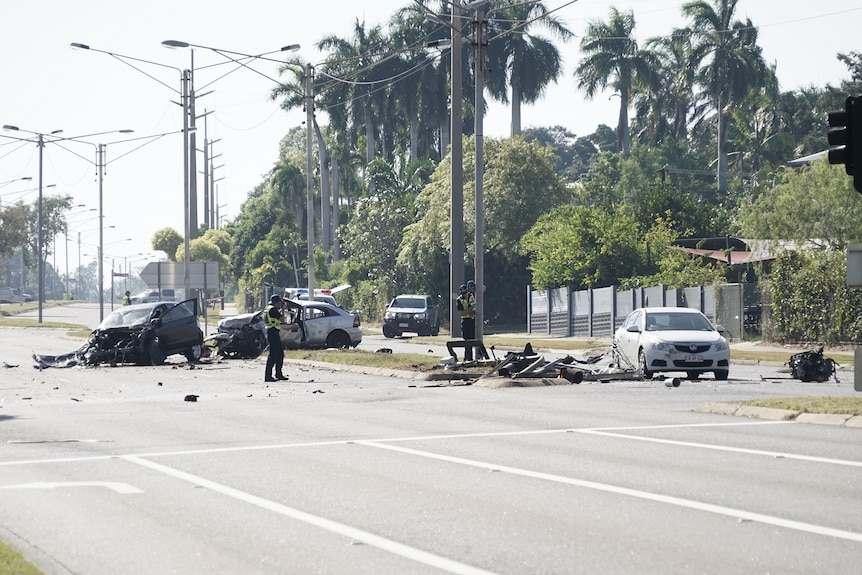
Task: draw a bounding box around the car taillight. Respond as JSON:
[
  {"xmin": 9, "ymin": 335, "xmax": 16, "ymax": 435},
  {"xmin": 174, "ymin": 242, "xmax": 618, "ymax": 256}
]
[{"xmin": 353, "ymin": 315, "xmax": 361, "ymax": 328}]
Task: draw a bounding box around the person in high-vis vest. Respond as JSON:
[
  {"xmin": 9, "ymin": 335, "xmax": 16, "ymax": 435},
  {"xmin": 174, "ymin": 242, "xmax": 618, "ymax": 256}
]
[
  {"xmin": 456, "ymin": 284, "xmax": 476, "ymax": 360},
  {"xmin": 122, "ymin": 291, "xmax": 131, "ymax": 306},
  {"xmin": 264, "ymin": 294, "xmax": 288, "ymax": 382}
]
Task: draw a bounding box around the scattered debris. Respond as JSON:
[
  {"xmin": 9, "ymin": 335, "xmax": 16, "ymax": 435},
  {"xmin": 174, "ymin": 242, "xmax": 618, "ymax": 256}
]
[
  {"xmin": 184, "ymin": 394, "xmax": 199, "ymax": 402},
  {"xmin": 3, "ymin": 362, "xmax": 18, "ymax": 368},
  {"xmin": 375, "ymin": 348, "xmax": 393, "ymax": 354}
]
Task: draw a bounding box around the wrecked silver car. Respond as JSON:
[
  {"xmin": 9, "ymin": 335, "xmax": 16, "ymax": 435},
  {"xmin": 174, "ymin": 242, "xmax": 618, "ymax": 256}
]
[
  {"xmin": 34, "ymin": 299, "xmax": 204, "ymax": 368},
  {"xmin": 203, "ymin": 310, "xmax": 268, "ymax": 359}
]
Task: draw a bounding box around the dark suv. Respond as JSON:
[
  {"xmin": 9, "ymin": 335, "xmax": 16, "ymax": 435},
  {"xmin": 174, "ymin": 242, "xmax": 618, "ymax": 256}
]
[{"xmin": 383, "ymin": 294, "xmax": 440, "ymax": 338}]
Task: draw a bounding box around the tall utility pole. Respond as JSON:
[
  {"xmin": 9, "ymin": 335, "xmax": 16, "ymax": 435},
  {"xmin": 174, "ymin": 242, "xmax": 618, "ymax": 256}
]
[
  {"xmin": 472, "ymin": 5, "xmax": 488, "ymax": 342},
  {"xmin": 450, "ymin": 0, "xmax": 465, "ymax": 338},
  {"xmin": 305, "ymin": 62, "xmax": 316, "ymax": 299}
]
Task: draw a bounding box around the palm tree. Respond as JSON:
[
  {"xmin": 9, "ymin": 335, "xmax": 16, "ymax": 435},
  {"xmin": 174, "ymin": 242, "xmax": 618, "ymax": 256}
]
[
  {"xmin": 575, "ymin": 7, "xmax": 655, "ymax": 154},
  {"xmin": 682, "ymin": 0, "xmax": 767, "ymax": 195},
  {"xmin": 390, "ymin": 2, "xmax": 451, "ymax": 163},
  {"xmin": 317, "ymin": 20, "xmax": 391, "ymax": 166},
  {"xmin": 637, "ymin": 29, "xmax": 697, "ymax": 144},
  {"xmin": 485, "ymin": 0, "xmax": 573, "ymax": 136}
]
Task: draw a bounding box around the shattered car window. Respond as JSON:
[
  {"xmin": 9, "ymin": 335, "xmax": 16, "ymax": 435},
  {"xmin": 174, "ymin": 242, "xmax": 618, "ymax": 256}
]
[{"xmin": 99, "ymin": 307, "xmax": 157, "ymax": 329}]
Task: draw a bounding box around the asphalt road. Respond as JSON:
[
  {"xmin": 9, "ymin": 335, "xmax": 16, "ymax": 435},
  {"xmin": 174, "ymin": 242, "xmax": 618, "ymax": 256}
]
[{"xmin": 1, "ymin": 305, "xmax": 861, "ymax": 574}]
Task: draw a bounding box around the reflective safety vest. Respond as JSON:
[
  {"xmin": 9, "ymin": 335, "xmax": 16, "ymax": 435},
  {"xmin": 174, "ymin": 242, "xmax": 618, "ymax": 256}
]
[
  {"xmin": 457, "ymin": 294, "xmax": 475, "ymax": 319},
  {"xmin": 265, "ymin": 305, "xmax": 282, "ymax": 330}
]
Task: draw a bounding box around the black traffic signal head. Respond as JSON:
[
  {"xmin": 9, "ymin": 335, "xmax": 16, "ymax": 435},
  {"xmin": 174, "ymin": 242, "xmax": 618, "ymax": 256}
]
[{"xmin": 828, "ymin": 96, "xmax": 862, "ymax": 192}]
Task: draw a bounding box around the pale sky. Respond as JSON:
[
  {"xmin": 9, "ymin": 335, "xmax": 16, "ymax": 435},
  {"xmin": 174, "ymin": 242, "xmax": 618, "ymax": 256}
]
[{"xmin": 0, "ymin": 0, "xmax": 859, "ymax": 280}]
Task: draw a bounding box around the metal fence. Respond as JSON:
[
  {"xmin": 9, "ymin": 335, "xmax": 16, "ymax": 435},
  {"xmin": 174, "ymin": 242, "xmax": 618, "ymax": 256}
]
[{"xmin": 526, "ymin": 283, "xmax": 748, "ymax": 341}]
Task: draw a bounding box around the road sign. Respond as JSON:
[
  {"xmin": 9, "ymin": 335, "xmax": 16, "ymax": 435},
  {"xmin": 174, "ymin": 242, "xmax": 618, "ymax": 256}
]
[{"xmin": 139, "ymin": 261, "xmax": 220, "ymax": 290}]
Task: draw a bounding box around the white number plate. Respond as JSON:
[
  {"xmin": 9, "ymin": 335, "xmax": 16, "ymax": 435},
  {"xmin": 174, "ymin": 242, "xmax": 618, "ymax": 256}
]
[
  {"xmin": 685, "ymin": 355, "xmax": 703, "ymax": 362},
  {"xmin": 399, "ymin": 323, "xmax": 409, "ymax": 328}
]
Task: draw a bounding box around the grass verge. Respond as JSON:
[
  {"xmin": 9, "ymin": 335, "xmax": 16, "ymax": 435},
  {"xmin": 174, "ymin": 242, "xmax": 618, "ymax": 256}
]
[
  {"xmin": 741, "ymin": 396, "xmax": 862, "ymax": 415},
  {"xmin": 0, "ymin": 541, "xmax": 42, "ymax": 575}
]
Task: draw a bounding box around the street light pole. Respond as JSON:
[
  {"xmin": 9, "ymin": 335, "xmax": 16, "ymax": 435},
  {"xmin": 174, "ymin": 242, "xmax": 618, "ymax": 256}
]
[{"xmin": 159, "ymin": 40, "xmax": 310, "ymax": 297}]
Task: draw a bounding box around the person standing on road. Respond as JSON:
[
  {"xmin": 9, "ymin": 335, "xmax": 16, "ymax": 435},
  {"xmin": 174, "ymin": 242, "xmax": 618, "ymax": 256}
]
[
  {"xmin": 456, "ymin": 284, "xmax": 476, "ymax": 360},
  {"xmin": 264, "ymin": 294, "xmax": 288, "ymax": 382},
  {"xmin": 122, "ymin": 290, "xmax": 131, "ymax": 306}
]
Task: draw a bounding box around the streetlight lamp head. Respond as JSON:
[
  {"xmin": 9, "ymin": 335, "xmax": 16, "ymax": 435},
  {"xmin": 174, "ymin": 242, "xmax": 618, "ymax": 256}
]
[
  {"xmin": 119, "ymin": 129, "xmax": 134, "ymax": 134},
  {"xmin": 161, "ymin": 40, "xmax": 189, "ymax": 49},
  {"xmin": 3, "ymin": 125, "xmax": 19, "ymax": 131},
  {"xmin": 281, "ymin": 44, "xmax": 301, "ymax": 52},
  {"xmin": 70, "ymin": 42, "xmax": 90, "ymax": 50}
]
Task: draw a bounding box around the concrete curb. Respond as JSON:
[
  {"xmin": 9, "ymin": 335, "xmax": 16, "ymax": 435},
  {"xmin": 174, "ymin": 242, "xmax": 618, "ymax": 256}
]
[{"xmin": 696, "ymin": 402, "xmax": 861, "ymax": 428}]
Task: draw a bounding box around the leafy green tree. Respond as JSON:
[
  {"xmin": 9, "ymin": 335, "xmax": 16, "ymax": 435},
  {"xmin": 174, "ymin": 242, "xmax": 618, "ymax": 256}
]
[
  {"xmin": 399, "ymin": 135, "xmax": 567, "ymax": 322},
  {"xmin": 200, "ymin": 228, "xmax": 232, "ymax": 258},
  {"xmin": 151, "ymin": 228, "xmax": 183, "ymax": 262},
  {"xmin": 768, "ymin": 250, "xmax": 862, "ymax": 344},
  {"xmin": 520, "ymin": 205, "xmax": 642, "ymax": 289},
  {"xmin": 341, "ymin": 158, "xmax": 424, "ymax": 293},
  {"xmin": 575, "ymin": 7, "xmax": 656, "ymax": 154},
  {"xmin": 0, "ymin": 203, "xmax": 28, "ymax": 259},
  {"xmin": 738, "ymin": 160, "xmax": 862, "ymax": 250},
  {"xmin": 486, "ymin": 0, "xmax": 573, "ymax": 136},
  {"xmin": 622, "ymin": 216, "xmax": 726, "ymax": 289}
]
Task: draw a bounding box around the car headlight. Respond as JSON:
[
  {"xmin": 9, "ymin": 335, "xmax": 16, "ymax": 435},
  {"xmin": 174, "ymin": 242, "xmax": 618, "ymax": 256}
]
[
  {"xmin": 384, "ymin": 311, "xmax": 395, "ymax": 320},
  {"xmin": 414, "ymin": 312, "xmax": 427, "ymax": 320},
  {"xmin": 714, "ymin": 340, "xmax": 729, "ymax": 351},
  {"xmin": 650, "ymin": 341, "xmax": 674, "ymax": 352}
]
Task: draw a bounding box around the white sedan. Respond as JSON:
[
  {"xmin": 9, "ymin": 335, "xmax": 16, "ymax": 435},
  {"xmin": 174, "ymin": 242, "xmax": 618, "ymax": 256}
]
[
  {"xmin": 613, "ymin": 307, "xmax": 730, "ymax": 380},
  {"xmin": 279, "ymin": 300, "xmax": 362, "ymax": 350}
]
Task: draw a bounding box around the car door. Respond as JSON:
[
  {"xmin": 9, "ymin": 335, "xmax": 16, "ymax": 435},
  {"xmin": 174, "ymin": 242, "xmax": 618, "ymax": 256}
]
[
  {"xmin": 153, "ymin": 298, "xmax": 200, "ymax": 353},
  {"xmin": 301, "ymin": 305, "xmax": 332, "ymax": 345},
  {"xmin": 615, "ymin": 309, "xmax": 643, "ymax": 364}
]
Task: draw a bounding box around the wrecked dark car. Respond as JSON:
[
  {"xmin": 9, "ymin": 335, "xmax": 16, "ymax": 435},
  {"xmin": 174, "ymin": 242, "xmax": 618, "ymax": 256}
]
[{"xmin": 34, "ymin": 299, "xmax": 203, "ymax": 368}]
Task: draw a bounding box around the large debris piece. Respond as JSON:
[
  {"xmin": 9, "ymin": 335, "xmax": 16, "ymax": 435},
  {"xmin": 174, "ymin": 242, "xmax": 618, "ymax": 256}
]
[{"xmin": 787, "ymin": 347, "xmax": 838, "ymax": 382}]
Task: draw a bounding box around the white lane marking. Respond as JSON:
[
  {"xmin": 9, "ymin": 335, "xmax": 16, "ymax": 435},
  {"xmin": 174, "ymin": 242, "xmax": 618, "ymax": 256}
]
[
  {"xmin": 357, "ymin": 440, "xmax": 862, "ymax": 543},
  {"xmin": 121, "ymin": 455, "xmax": 498, "ymax": 575},
  {"xmin": 575, "ymin": 429, "xmax": 862, "ymax": 468},
  {"xmin": 0, "ymin": 481, "xmax": 142, "ymax": 494}
]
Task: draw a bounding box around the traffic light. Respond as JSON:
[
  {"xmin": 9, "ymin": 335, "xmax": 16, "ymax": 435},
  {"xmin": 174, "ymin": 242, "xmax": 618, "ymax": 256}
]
[{"xmin": 828, "ymin": 96, "xmax": 862, "ymax": 192}]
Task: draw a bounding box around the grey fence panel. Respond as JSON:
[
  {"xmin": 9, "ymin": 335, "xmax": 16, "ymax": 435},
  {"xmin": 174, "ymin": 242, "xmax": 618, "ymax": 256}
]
[
  {"xmin": 591, "ymin": 286, "xmax": 615, "ymax": 337},
  {"xmin": 715, "ymin": 283, "xmax": 744, "ymax": 341},
  {"xmin": 642, "ymin": 285, "xmax": 666, "ymax": 307},
  {"xmin": 571, "ymin": 289, "xmax": 591, "ymax": 336},
  {"xmin": 550, "ymin": 287, "xmax": 569, "ymax": 335},
  {"xmin": 530, "ymin": 288, "xmax": 548, "ymax": 334},
  {"xmin": 615, "ymin": 288, "xmax": 635, "ymax": 331},
  {"xmin": 683, "ymin": 287, "xmax": 703, "ymax": 311}
]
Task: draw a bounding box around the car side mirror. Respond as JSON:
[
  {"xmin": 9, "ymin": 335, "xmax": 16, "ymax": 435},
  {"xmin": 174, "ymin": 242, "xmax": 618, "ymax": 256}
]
[
  {"xmin": 150, "ymin": 317, "xmax": 162, "ymax": 327},
  {"xmin": 626, "ymin": 325, "xmax": 640, "ymax": 333},
  {"xmin": 716, "ymin": 324, "xmax": 726, "ymax": 334}
]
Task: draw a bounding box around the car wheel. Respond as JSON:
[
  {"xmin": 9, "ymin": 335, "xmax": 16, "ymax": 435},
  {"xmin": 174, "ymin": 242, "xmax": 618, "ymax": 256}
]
[
  {"xmin": 687, "ymin": 371, "xmax": 700, "ymax": 380},
  {"xmin": 146, "ymin": 340, "xmax": 166, "ymax": 366},
  {"xmin": 185, "ymin": 344, "xmax": 202, "ymax": 363},
  {"xmin": 383, "ymin": 324, "xmax": 397, "ymax": 339},
  {"xmin": 714, "ymin": 369, "xmax": 729, "ymax": 380},
  {"xmin": 638, "ymin": 349, "xmax": 653, "ymax": 379},
  {"xmin": 431, "ymin": 324, "xmax": 439, "ymax": 336},
  {"xmin": 326, "ymin": 330, "xmax": 351, "ymax": 349}
]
